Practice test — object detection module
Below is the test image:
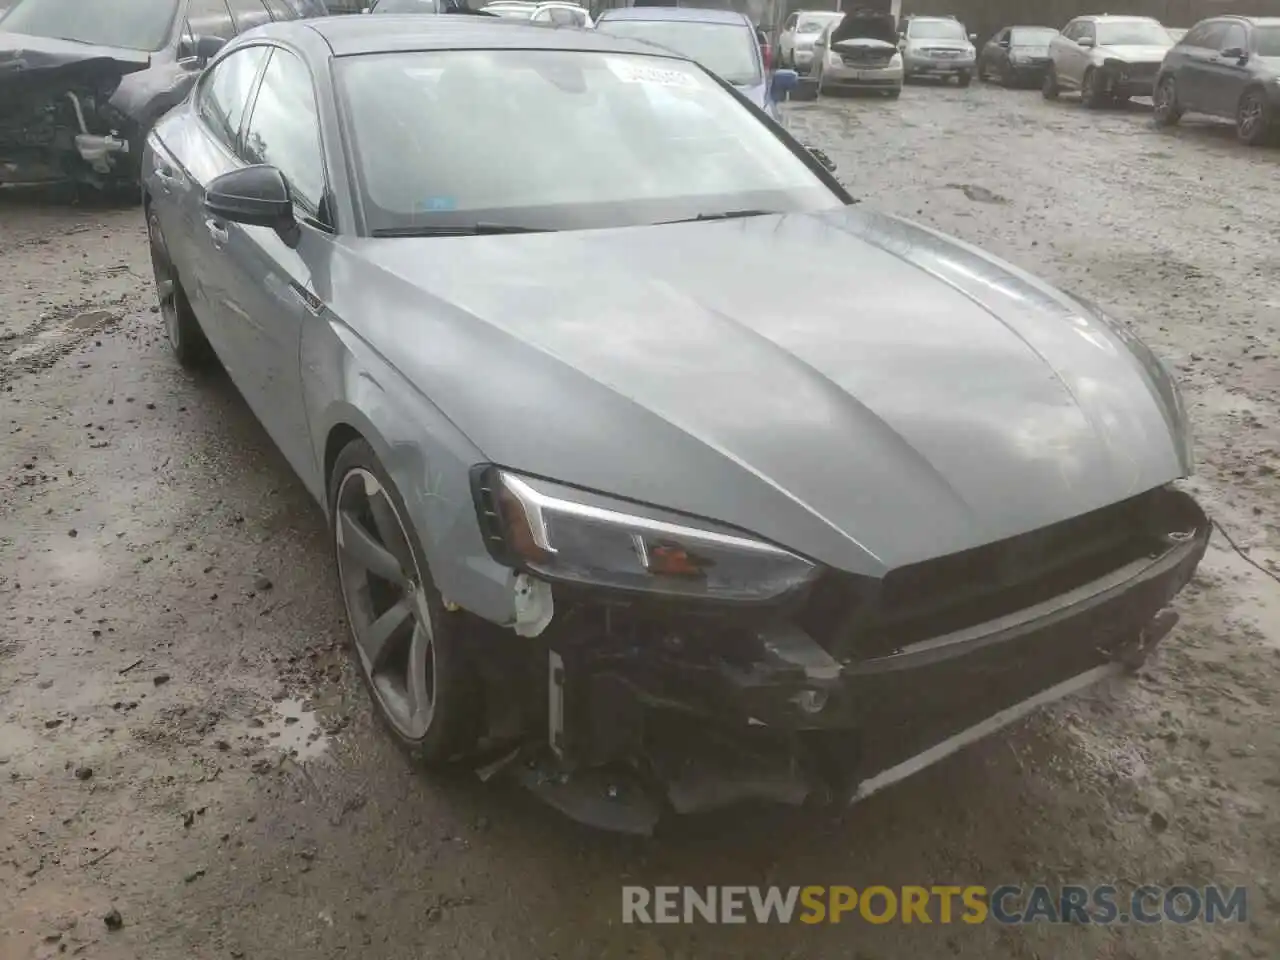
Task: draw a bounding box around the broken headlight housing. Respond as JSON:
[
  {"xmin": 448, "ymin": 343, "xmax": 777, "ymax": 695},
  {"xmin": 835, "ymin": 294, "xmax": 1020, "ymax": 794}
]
[{"xmin": 474, "ymin": 468, "xmax": 819, "ymax": 602}]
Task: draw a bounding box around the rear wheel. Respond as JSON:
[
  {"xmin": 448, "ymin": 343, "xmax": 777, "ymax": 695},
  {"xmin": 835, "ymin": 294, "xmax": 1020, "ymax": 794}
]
[
  {"xmin": 147, "ymin": 204, "xmax": 212, "ymax": 370},
  {"xmin": 330, "ymin": 440, "xmax": 482, "ymax": 763},
  {"xmin": 1237, "ymin": 88, "xmax": 1273, "ymax": 146},
  {"xmin": 1042, "ymin": 64, "xmax": 1060, "ymax": 100},
  {"xmin": 1153, "ymin": 76, "xmax": 1183, "ymax": 126}
]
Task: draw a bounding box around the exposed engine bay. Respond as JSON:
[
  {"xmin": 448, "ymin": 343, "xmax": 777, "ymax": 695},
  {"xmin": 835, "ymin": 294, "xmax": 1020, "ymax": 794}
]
[{"xmin": 0, "ymin": 52, "xmax": 142, "ymax": 187}]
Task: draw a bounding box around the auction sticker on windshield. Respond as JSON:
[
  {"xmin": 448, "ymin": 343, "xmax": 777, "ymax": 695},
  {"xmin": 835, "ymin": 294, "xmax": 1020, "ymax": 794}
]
[{"xmin": 606, "ymin": 58, "xmax": 698, "ymax": 87}]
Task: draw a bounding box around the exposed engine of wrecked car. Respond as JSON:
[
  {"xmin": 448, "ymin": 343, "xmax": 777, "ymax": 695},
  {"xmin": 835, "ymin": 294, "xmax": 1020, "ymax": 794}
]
[{"xmin": 0, "ymin": 74, "xmax": 133, "ymax": 186}]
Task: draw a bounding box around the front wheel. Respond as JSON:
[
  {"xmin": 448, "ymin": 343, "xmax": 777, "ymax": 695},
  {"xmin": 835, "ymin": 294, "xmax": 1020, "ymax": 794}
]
[
  {"xmin": 1153, "ymin": 76, "xmax": 1182, "ymax": 126},
  {"xmin": 957, "ymin": 70, "xmax": 971, "ymax": 88},
  {"xmin": 330, "ymin": 439, "xmax": 482, "ymax": 763},
  {"xmin": 1042, "ymin": 64, "xmax": 1060, "ymax": 100},
  {"xmin": 1237, "ymin": 88, "xmax": 1273, "ymax": 146},
  {"xmin": 1081, "ymin": 68, "xmax": 1105, "ymax": 108}
]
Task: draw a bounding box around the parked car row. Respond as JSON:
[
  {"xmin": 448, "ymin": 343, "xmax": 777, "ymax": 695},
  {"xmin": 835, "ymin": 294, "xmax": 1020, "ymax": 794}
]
[{"xmin": 975, "ymin": 13, "xmax": 1278, "ymax": 146}]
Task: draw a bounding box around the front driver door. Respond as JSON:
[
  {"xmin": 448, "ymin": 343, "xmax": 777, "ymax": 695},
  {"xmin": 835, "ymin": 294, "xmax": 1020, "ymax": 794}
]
[
  {"xmin": 986, "ymin": 28, "xmax": 1010, "ymax": 77},
  {"xmin": 1204, "ymin": 21, "xmax": 1251, "ymax": 118},
  {"xmin": 213, "ymin": 44, "xmax": 331, "ymax": 479}
]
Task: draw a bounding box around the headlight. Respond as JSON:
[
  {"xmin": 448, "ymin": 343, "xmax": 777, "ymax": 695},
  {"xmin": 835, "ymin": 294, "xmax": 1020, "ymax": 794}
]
[
  {"xmin": 890, "ymin": 52, "xmax": 903, "ymax": 66},
  {"xmin": 475, "ymin": 468, "xmax": 819, "ymax": 601}
]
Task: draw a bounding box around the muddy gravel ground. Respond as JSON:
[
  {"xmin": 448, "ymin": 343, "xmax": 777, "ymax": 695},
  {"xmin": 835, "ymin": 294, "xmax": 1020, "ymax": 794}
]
[{"xmin": 3, "ymin": 82, "xmax": 1280, "ymax": 960}]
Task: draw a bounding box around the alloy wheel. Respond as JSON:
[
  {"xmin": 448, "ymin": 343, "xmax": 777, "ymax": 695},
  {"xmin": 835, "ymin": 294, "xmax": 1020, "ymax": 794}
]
[
  {"xmin": 1239, "ymin": 92, "xmax": 1266, "ymax": 144},
  {"xmin": 335, "ymin": 467, "xmax": 437, "ymax": 740}
]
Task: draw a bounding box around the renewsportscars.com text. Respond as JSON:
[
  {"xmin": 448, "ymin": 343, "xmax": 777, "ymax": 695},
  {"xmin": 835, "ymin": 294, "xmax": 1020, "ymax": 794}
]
[{"xmin": 621, "ymin": 885, "xmax": 1248, "ymax": 925}]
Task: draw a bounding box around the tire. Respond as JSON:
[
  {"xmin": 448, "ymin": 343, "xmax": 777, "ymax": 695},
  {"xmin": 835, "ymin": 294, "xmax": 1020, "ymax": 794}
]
[
  {"xmin": 1237, "ymin": 88, "xmax": 1273, "ymax": 146},
  {"xmin": 1000, "ymin": 62, "xmax": 1014, "ymax": 88},
  {"xmin": 977, "ymin": 57, "xmax": 988, "ymax": 82},
  {"xmin": 146, "ymin": 203, "xmax": 212, "ymax": 370},
  {"xmin": 1042, "ymin": 64, "xmax": 1059, "ymax": 100},
  {"xmin": 957, "ymin": 70, "xmax": 971, "ymax": 88},
  {"xmin": 886, "ymin": 87, "xmax": 901, "ymax": 99},
  {"xmin": 329, "ymin": 439, "xmax": 482, "ymax": 764},
  {"xmin": 1081, "ymin": 68, "xmax": 1104, "ymax": 109}
]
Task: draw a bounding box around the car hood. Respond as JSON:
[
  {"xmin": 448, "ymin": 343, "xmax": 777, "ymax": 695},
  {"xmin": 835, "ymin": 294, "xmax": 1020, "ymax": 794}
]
[
  {"xmin": 0, "ymin": 30, "xmax": 149, "ymax": 92},
  {"xmin": 1099, "ymin": 43, "xmax": 1170, "ymax": 63},
  {"xmin": 339, "ymin": 209, "xmax": 1188, "ymax": 576}
]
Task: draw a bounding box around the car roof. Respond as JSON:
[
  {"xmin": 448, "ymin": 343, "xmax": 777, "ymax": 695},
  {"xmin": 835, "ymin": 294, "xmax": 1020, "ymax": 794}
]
[
  {"xmin": 1217, "ymin": 15, "xmax": 1280, "ymax": 25},
  {"xmin": 595, "ymin": 7, "xmax": 751, "ymax": 26},
  {"xmin": 1078, "ymin": 15, "xmax": 1161, "ymax": 23},
  {"xmin": 293, "ymin": 14, "xmax": 678, "ymax": 55}
]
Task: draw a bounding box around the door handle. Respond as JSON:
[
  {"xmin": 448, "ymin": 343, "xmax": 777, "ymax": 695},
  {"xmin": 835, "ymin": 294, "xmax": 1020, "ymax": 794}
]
[{"xmin": 205, "ymin": 218, "xmax": 229, "ymax": 248}]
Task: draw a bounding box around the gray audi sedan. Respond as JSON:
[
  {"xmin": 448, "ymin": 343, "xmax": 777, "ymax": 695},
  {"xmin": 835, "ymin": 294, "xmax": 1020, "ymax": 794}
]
[{"xmin": 142, "ymin": 15, "xmax": 1208, "ymax": 833}]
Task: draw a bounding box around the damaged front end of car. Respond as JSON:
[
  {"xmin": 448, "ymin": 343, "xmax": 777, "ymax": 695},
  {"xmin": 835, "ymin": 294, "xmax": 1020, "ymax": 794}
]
[
  {"xmin": 467, "ymin": 468, "xmax": 1210, "ymax": 834},
  {"xmin": 0, "ymin": 46, "xmax": 148, "ymax": 188}
]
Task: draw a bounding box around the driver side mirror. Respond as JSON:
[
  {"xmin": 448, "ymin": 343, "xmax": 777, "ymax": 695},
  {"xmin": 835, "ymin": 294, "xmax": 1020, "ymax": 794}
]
[
  {"xmin": 1221, "ymin": 46, "xmax": 1248, "ymax": 61},
  {"xmin": 181, "ymin": 33, "xmax": 227, "ymax": 64},
  {"xmin": 807, "ymin": 145, "xmax": 836, "ymax": 173},
  {"xmin": 1078, "ymin": 36, "xmax": 1095, "ymax": 48},
  {"xmin": 969, "ymin": 33, "xmax": 977, "ymax": 41},
  {"xmin": 204, "ymin": 164, "xmax": 300, "ymax": 247},
  {"xmin": 998, "ymin": 39, "xmax": 1010, "ymax": 47}
]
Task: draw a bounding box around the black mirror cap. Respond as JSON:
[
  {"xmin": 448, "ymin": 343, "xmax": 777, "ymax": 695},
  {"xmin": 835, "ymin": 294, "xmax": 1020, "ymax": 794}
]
[
  {"xmin": 205, "ymin": 164, "xmax": 295, "ymax": 231},
  {"xmin": 195, "ymin": 34, "xmax": 227, "ymax": 61},
  {"xmin": 1222, "ymin": 46, "xmax": 1248, "ymax": 60}
]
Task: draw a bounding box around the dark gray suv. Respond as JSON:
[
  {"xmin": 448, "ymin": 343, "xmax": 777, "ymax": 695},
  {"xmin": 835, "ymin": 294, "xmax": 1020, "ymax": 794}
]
[{"xmin": 1154, "ymin": 15, "xmax": 1280, "ymax": 145}]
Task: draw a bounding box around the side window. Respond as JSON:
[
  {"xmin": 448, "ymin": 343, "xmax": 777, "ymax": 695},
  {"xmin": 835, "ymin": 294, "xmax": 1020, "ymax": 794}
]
[
  {"xmin": 1220, "ymin": 22, "xmax": 1247, "ymax": 51},
  {"xmin": 1196, "ymin": 22, "xmax": 1228, "ymax": 49},
  {"xmin": 996, "ymin": 28, "xmax": 1010, "ymax": 44},
  {"xmin": 549, "ymin": 7, "xmax": 579, "ymax": 25},
  {"xmin": 227, "ymin": 0, "xmax": 273, "ymax": 32},
  {"xmin": 783, "ymin": 13, "xmax": 796, "ymax": 31},
  {"xmin": 1181, "ymin": 22, "xmax": 1210, "ymax": 47},
  {"xmin": 262, "ymin": 0, "xmax": 295, "ymax": 20},
  {"xmin": 1061, "ymin": 21, "xmax": 1079, "ymax": 42},
  {"xmin": 197, "ymin": 45, "xmax": 269, "ymax": 147},
  {"xmin": 1078, "ymin": 22, "xmax": 1095, "ymax": 44},
  {"xmin": 188, "ymin": 0, "xmax": 236, "ymax": 38},
  {"xmin": 242, "ymin": 48, "xmax": 327, "ymax": 220}
]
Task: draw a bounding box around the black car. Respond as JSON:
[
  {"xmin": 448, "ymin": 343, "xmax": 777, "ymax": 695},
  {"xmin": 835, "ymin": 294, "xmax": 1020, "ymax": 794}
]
[
  {"xmin": 1154, "ymin": 15, "xmax": 1280, "ymax": 145},
  {"xmin": 978, "ymin": 24, "xmax": 1058, "ymax": 87},
  {"xmin": 0, "ymin": 0, "xmax": 311, "ymax": 190}
]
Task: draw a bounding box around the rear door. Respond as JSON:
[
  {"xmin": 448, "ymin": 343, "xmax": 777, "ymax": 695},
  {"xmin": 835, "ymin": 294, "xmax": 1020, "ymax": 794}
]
[
  {"xmin": 1172, "ymin": 20, "xmax": 1225, "ymax": 112},
  {"xmin": 1203, "ymin": 20, "xmax": 1251, "ymax": 117}
]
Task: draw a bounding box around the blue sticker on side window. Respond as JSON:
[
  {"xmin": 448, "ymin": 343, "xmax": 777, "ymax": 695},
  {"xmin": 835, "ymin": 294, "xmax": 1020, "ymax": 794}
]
[{"xmin": 417, "ymin": 196, "xmax": 457, "ymax": 212}]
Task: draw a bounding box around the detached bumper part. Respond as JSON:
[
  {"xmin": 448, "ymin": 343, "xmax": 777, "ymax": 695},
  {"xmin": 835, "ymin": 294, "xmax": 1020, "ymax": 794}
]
[
  {"xmin": 497, "ymin": 490, "xmax": 1208, "ymax": 833},
  {"xmin": 75, "ymin": 133, "xmax": 128, "ymax": 174}
]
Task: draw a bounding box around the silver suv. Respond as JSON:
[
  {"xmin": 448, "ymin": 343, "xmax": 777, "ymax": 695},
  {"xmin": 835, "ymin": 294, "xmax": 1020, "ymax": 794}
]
[
  {"xmin": 1044, "ymin": 15, "xmax": 1173, "ymax": 107},
  {"xmin": 900, "ymin": 15, "xmax": 977, "ymax": 87}
]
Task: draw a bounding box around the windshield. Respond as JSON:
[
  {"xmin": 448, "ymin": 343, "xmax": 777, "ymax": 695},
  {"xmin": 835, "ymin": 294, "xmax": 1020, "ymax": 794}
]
[
  {"xmin": 375, "ymin": 0, "xmax": 440, "ymax": 11},
  {"xmin": 1010, "ymin": 27, "xmax": 1058, "ymax": 46},
  {"xmin": 338, "ymin": 49, "xmax": 840, "ymax": 234},
  {"xmin": 1257, "ymin": 25, "xmax": 1280, "ymax": 56},
  {"xmin": 0, "ymin": 0, "xmax": 178, "ymax": 51},
  {"xmin": 1096, "ymin": 21, "xmax": 1170, "ymax": 46},
  {"xmin": 796, "ymin": 13, "xmax": 840, "ymax": 35},
  {"xmin": 907, "ymin": 20, "xmax": 966, "ymax": 41},
  {"xmin": 595, "ymin": 20, "xmax": 760, "ymax": 86}
]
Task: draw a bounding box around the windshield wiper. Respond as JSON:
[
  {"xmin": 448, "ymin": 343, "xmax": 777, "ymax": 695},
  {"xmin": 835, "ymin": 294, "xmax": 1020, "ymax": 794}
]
[
  {"xmin": 657, "ymin": 209, "xmax": 777, "ymax": 225},
  {"xmin": 371, "ymin": 223, "xmax": 551, "ymax": 237}
]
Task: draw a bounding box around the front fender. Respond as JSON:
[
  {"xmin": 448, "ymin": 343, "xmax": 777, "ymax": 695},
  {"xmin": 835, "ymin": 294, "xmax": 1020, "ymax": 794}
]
[{"xmin": 305, "ymin": 320, "xmax": 520, "ymax": 626}]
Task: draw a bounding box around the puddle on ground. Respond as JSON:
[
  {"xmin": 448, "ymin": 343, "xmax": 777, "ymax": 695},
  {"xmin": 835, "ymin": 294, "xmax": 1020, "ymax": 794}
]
[
  {"xmin": 259, "ymin": 697, "xmax": 329, "ymax": 762},
  {"xmin": 4, "ymin": 310, "xmax": 116, "ymax": 364},
  {"xmin": 1209, "ymin": 546, "xmax": 1280, "ymax": 650}
]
